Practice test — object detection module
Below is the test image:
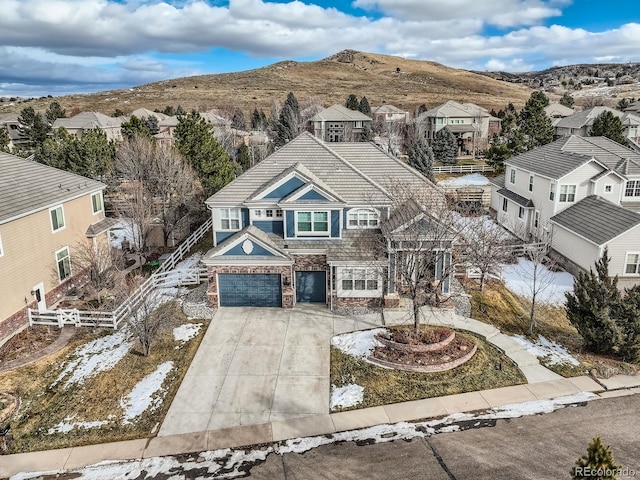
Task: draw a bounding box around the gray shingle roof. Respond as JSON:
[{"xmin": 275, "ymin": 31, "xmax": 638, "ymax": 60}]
[
  {"xmin": 53, "ymin": 112, "xmax": 123, "ymax": 130},
  {"xmin": 506, "ymin": 135, "xmax": 640, "ymax": 179},
  {"xmin": 0, "ymin": 152, "xmax": 106, "ymax": 224},
  {"xmin": 312, "ymin": 104, "xmax": 372, "ymax": 122},
  {"xmin": 203, "ymin": 225, "xmax": 293, "ymax": 261},
  {"xmin": 554, "ymin": 106, "xmax": 640, "ymax": 130},
  {"xmin": 497, "ymin": 188, "xmax": 535, "ymax": 207},
  {"xmin": 551, "ymin": 195, "xmax": 640, "ymax": 245},
  {"xmin": 207, "ymin": 132, "xmax": 439, "ymax": 206},
  {"xmin": 491, "ymin": 174, "xmax": 506, "ymax": 188}
]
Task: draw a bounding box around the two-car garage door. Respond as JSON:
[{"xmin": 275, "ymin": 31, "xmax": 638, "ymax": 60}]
[{"xmin": 218, "ymin": 274, "xmax": 282, "ymax": 307}]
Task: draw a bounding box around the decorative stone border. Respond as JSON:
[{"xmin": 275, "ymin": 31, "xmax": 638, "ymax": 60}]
[
  {"xmin": 376, "ymin": 330, "xmax": 456, "ymax": 353},
  {"xmin": 367, "ymin": 344, "xmax": 477, "ymax": 373}
]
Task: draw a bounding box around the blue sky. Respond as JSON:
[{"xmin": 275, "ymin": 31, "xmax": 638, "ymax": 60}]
[{"xmin": 0, "ymin": 0, "xmax": 638, "ymax": 97}]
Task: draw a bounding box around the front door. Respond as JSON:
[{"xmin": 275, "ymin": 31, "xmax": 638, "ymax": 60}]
[
  {"xmin": 32, "ymin": 282, "xmax": 46, "ymax": 312},
  {"xmin": 295, "ymin": 271, "xmax": 326, "ymax": 303}
]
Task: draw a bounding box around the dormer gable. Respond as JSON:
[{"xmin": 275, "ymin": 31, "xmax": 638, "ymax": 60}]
[
  {"xmin": 279, "ymin": 182, "xmax": 344, "ymax": 206},
  {"xmin": 203, "ymin": 226, "xmax": 293, "ymax": 265}
]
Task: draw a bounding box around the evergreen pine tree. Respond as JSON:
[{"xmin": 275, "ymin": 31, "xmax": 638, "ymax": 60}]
[
  {"xmin": 18, "ymin": 106, "xmax": 51, "ymax": 150},
  {"xmin": 45, "ymin": 101, "xmax": 66, "ymax": 123},
  {"xmin": 432, "ymin": 127, "xmax": 458, "ymax": 165},
  {"xmin": 162, "ymin": 105, "xmax": 175, "ymax": 116},
  {"xmin": 251, "ymin": 108, "xmax": 266, "ymax": 130},
  {"xmin": 175, "ymin": 111, "xmax": 235, "ymax": 196},
  {"xmin": 236, "ymin": 143, "xmax": 251, "ymax": 171},
  {"xmin": 232, "ymin": 108, "xmax": 247, "ymax": 130},
  {"xmin": 284, "ymin": 92, "xmax": 301, "ymax": 126},
  {"xmin": 359, "ymin": 96, "xmax": 372, "ymax": 116},
  {"xmin": 121, "ymin": 115, "xmax": 151, "ymax": 140},
  {"xmin": 112, "ymin": 109, "xmax": 125, "ymax": 117},
  {"xmin": 408, "ymin": 140, "xmax": 434, "ymax": 182},
  {"xmin": 274, "ymin": 104, "xmax": 298, "ymax": 147},
  {"xmin": 144, "ymin": 116, "xmax": 159, "ymax": 136},
  {"xmin": 572, "ymin": 437, "xmax": 620, "ymax": 479},
  {"xmin": 345, "ymin": 94, "xmax": 359, "ymax": 110},
  {"xmin": 620, "ymin": 285, "xmax": 640, "ymax": 362},
  {"xmin": 518, "ymin": 91, "xmax": 554, "ymax": 149},
  {"xmin": 589, "ymin": 111, "xmax": 628, "ymax": 146},
  {"xmin": 565, "ymin": 250, "xmax": 624, "ymax": 354},
  {"xmin": 560, "ymin": 92, "xmax": 575, "ymax": 108},
  {"xmin": 0, "ymin": 127, "xmax": 10, "ymax": 152},
  {"xmin": 175, "ymin": 105, "xmax": 185, "ymax": 116}
]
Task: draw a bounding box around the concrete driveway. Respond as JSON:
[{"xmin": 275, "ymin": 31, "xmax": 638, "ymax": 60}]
[{"xmin": 159, "ymin": 305, "xmax": 377, "ymax": 436}]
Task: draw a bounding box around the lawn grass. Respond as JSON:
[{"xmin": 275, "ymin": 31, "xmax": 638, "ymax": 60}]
[
  {"xmin": 0, "ymin": 302, "xmax": 209, "ymax": 454},
  {"xmin": 469, "ymin": 279, "xmax": 639, "ymax": 377},
  {"xmin": 330, "ymin": 329, "xmax": 526, "ymax": 412}
]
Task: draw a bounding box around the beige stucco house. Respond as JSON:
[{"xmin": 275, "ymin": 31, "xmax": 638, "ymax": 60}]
[
  {"xmin": 310, "ymin": 105, "xmax": 373, "ymax": 142},
  {"xmin": 53, "ymin": 112, "xmax": 125, "ymax": 141},
  {"xmin": 554, "ymin": 106, "xmax": 640, "ymax": 145},
  {"xmin": 0, "ymin": 153, "xmax": 112, "ymax": 343}
]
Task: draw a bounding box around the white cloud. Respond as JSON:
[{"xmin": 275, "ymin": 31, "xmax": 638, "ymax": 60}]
[{"xmin": 0, "ymin": 0, "xmax": 639, "ymax": 95}]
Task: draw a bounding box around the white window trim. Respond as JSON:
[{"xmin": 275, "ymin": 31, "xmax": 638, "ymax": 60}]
[
  {"xmin": 604, "ymin": 184, "xmax": 613, "ymax": 194},
  {"xmin": 534, "ymin": 210, "xmax": 540, "ymax": 229},
  {"xmin": 518, "ymin": 206, "xmax": 525, "ymax": 221},
  {"xmin": 220, "ymin": 208, "xmax": 241, "ymax": 231},
  {"xmin": 558, "ymin": 184, "xmax": 577, "ymax": 203},
  {"xmin": 624, "ymin": 180, "xmax": 640, "ymax": 198},
  {"xmin": 510, "ymin": 169, "xmax": 516, "ymax": 184},
  {"xmin": 502, "ymin": 198, "xmax": 508, "ymax": 213},
  {"xmin": 0, "ymin": 233, "xmax": 4, "ymax": 257},
  {"xmin": 91, "ymin": 191, "xmax": 103, "ymax": 215},
  {"xmin": 624, "ymin": 252, "xmax": 640, "ymax": 275},
  {"xmin": 549, "ymin": 182, "xmax": 555, "ymax": 201},
  {"xmin": 55, "ymin": 246, "xmax": 72, "ymax": 282},
  {"xmin": 528, "ymin": 175, "xmax": 534, "ymax": 192},
  {"xmin": 295, "ymin": 210, "xmax": 330, "ymax": 236},
  {"xmin": 49, "ymin": 205, "xmax": 66, "ymax": 232},
  {"xmin": 346, "ymin": 208, "xmax": 379, "ymax": 229},
  {"xmin": 338, "ymin": 267, "xmax": 381, "ymax": 298}
]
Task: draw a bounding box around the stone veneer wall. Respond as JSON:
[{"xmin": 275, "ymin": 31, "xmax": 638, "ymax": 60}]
[
  {"xmin": 0, "ymin": 270, "xmax": 89, "ymax": 345},
  {"xmin": 206, "ymin": 265, "xmax": 294, "ymax": 308}
]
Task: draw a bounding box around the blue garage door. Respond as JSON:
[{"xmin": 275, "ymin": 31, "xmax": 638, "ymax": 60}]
[
  {"xmin": 218, "ymin": 274, "xmax": 282, "ymax": 307},
  {"xmin": 296, "ymin": 271, "xmax": 326, "ymax": 303}
]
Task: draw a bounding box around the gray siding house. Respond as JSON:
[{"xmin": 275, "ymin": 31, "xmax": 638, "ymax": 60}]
[
  {"xmin": 310, "ymin": 105, "xmax": 373, "ymax": 142},
  {"xmin": 491, "ymin": 135, "xmax": 640, "ymax": 286}
]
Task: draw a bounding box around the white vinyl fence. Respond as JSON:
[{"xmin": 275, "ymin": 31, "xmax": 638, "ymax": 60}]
[{"xmin": 29, "ymin": 218, "xmax": 212, "ymax": 329}]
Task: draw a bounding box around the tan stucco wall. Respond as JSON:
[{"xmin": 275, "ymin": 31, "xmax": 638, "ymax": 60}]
[{"xmin": 0, "ymin": 190, "xmax": 105, "ymax": 322}]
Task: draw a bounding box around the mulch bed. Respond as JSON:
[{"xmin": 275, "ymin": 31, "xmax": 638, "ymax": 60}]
[
  {"xmin": 371, "ymin": 336, "xmax": 476, "ymax": 367},
  {"xmin": 0, "ymin": 327, "xmax": 62, "ymax": 363}
]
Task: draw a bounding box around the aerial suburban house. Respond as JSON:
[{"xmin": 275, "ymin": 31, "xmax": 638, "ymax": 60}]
[
  {"xmin": 544, "ymin": 103, "xmax": 576, "ymax": 124},
  {"xmin": 490, "ymin": 135, "xmax": 640, "ymax": 287},
  {"xmin": 0, "ymin": 152, "xmax": 113, "ymax": 343},
  {"xmin": 310, "ymin": 105, "xmax": 373, "ymax": 142},
  {"xmin": 53, "ymin": 111, "xmax": 125, "ymax": 141},
  {"xmin": 553, "ymin": 106, "xmax": 640, "ymax": 145},
  {"xmin": 414, "ymin": 100, "xmax": 501, "ymax": 155},
  {"xmin": 0, "ymin": 113, "xmax": 26, "ymax": 152},
  {"xmin": 202, "ymin": 132, "xmax": 451, "ymax": 311},
  {"xmin": 371, "ymin": 105, "xmax": 410, "ymax": 125}
]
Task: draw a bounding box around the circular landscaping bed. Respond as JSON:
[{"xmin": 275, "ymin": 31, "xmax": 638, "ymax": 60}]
[
  {"xmin": 376, "ymin": 326, "xmax": 456, "ymax": 353},
  {"xmin": 369, "ymin": 333, "xmax": 477, "ymax": 373}
]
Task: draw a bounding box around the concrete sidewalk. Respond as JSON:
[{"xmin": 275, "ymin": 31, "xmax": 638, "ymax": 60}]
[{"xmin": 6, "ymin": 374, "xmax": 640, "ymax": 478}]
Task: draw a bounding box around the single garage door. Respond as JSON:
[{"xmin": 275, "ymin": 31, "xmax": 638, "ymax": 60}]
[
  {"xmin": 296, "ymin": 271, "xmax": 326, "ymax": 303},
  {"xmin": 218, "ymin": 274, "xmax": 282, "ymax": 307}
]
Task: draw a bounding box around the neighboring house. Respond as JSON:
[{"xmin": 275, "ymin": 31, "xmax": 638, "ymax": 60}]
[
  {"xmin": 202, "ymin": 132, "xmax": 451, "ymax": 311},
  {"xmin": 53, "ymin": 112, "xmax": 125, "ymax": 141},
  {"xmin": 371, "ymin": 105, "xmax": 410, "ymax": 125},
  {"xmin": 414, "ymin": 100, "xmax": 501, "ymax": 155},
  {"xmin": 130, "ymin": 108, "xmax": 168, "ymax": 123},
  {"xmin": 0, "ymin": 152, "xmax": 113, "ymax": 343},
  {"xmin": 156, "ymin": 115, "xmax": 179, "ymax": 146},
  {"xmin": 554, "ymin": 106, "xmax": 640, "ymax": 144},
  {"xmin": 310, "ymin": 105, "xmax": 373, "ymax": 142},
  {"xmin": 624, "ymin": 100, "xmax": 640, "ymax": 115},
  {"xmin": 155, "ymin": 111, "xmax": 232, "ymax": 146},
  {"xmin": 0, "ymin": 113, "xmax": 26, "ymax": 151},
  {"xmin": 490, "ymin": 135, "xmax": 640, "ymax": 286},
  {"xmin": 544, "ymin": 103, "xmax": 575, "ymax": 127}
]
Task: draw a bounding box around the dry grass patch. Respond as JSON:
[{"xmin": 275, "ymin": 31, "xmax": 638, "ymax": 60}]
[
  {"xmin": 330, "ymin": 329, "xmax": 525, "ymax": 412},
  {"xmin": 469, "ymin": 280, "xmax": 639, "ymax": 378},
  {"xmin": 0, "ymin": 301, "xmax": 208, "ymax": 454}
]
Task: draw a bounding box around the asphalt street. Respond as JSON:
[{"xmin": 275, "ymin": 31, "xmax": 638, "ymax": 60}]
[{"xmin": 20, "ymin": 394, "xmax": 640, "ymax": 480}]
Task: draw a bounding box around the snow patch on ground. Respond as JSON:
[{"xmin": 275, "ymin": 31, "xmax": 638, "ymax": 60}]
[
  {"xmin": 120, "ymin": 361, "xmax": 174, "ymax": 425},
  {"xmin": 438, "ymin": 173, "xmax": 490, "ymax": 187},
  {"xmin": 454, "ymin": 213, "xmax": 514, "ymax": 241},
  {"xmin": 14, "ymin": 392, "xmax": 599, "ymax": 480},
  {"xmin": 330, "ymin": 384, "xmax": 364, "ymax": 409},
  {"xmin": 513, "ymin": 334, "xmax": 580, "ymax": 366},
  {"xmin": 109, "ymin": 218, "xmax": 140, "ymax": 250},
  {"xmin": 52, "ymin": 329, "xmax": 133, "ymax": 388},
  {"xmin": 331, "ymin": 328, "xmax": 386, "ymax": 357},
  {"xmin": 500, "ymin": 257, "xmax": 574, "ymax": 305},
  {"xmin": 173, "ymin": 323, "xmax": 202, "ymax": 348},
  {"xmin": 47, "ymin": 418, "xmax": 110, "ymax": 435}
]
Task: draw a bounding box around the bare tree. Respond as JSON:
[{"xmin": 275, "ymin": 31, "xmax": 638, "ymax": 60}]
[
  {"xmin": 456, "ymin": 213, "xmax": 514, "ymax": 291},
  {"xmin": 115, "ymin": 135, "xmax": 201, "ymax": 249},
  {"xmin": 378, "ymin": 182, "xmax": 458, "ymax": 333},
  {"xmin": 71, "ymin": 238, "xmax": 126, "ymax": 304},
  {"xmin": 127, "ymin": 290, "xmax": 176, "ymax": 357}
]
